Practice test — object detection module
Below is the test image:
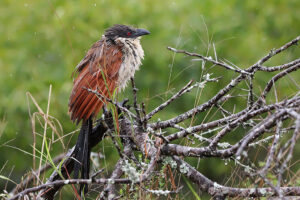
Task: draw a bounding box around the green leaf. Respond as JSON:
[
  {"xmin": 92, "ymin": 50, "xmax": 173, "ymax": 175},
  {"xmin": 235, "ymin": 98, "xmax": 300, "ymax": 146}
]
[
  {"xmin": 182, "ymin": 175, "xmax": 201, "ymax": 200},
  {"xmin": 0, "ymin": 175, "xmax": 17, "ymax": 185}
]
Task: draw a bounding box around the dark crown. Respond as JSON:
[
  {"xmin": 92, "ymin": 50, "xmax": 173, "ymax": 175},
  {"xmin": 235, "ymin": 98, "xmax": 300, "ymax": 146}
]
[{"xmin": 104, "ymin": 24, "xmax": 150, "ymax": 39}]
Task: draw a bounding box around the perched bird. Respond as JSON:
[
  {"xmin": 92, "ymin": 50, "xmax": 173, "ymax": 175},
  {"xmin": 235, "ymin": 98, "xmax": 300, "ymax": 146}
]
[{"xmin": 68, "ymin": 24, "xmax": 150, "ymax": 194}]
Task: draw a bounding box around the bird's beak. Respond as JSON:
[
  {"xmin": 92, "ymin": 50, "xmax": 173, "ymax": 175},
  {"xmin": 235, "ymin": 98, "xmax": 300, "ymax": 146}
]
[{"xmin": 135, "ymin": 28, "xmax": 150, "ymax": 37}]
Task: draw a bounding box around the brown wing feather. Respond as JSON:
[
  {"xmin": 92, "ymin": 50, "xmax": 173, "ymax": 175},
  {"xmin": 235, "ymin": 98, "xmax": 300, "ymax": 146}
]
[{"xmin": 69, "ymin": 39, "xmax": 123, "ymax": 123}]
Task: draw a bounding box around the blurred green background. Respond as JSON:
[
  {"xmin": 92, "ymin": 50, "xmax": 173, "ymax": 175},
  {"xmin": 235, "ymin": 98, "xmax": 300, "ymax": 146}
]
[{"xmin": 0, "ymin": 0, "xmax": 300, "ymax": 198}]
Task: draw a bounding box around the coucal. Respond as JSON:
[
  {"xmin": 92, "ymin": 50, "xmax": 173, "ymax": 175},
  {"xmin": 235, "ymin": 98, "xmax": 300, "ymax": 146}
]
[{"xmin": 69, "ymin": 24, "xmax": 150, "ymax": 194}]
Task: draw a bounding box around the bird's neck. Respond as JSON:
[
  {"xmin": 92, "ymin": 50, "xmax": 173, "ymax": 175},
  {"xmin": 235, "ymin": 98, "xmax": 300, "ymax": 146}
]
[{"xmin": 114, "ymin": 37, "xmax": 145, "ymax": 91}]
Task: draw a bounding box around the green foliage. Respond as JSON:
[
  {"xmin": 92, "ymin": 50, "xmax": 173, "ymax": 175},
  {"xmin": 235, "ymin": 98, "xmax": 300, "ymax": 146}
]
[
  {"xmin": 182, "ymin": 176, "xmax": 201, "ymax": 200},
  {"xmin": 0, "ymin": 0, "xmax": 300, "ymax": 198}
]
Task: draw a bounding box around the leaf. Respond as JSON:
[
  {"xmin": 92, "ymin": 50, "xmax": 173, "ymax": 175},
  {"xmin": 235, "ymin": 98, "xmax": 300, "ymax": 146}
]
[
  {"xmin": 0, "ymin": 175, "xmax": 17, "ymax": 185},
  {"xmin": 182, "ymin": 175, "xmax": 201, "ymax": 200}
]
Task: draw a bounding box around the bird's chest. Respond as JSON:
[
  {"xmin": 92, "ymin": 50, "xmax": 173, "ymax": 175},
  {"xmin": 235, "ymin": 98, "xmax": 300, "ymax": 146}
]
[{"xmin": 116, "ymin": 38, "xmax": 144, "ymax": 91}]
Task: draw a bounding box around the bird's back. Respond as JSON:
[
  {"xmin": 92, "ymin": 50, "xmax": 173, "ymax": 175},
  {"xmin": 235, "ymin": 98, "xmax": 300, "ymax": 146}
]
[{"xmin": 69, "ymin": 38, "xmax": 123, "ymax": 123}]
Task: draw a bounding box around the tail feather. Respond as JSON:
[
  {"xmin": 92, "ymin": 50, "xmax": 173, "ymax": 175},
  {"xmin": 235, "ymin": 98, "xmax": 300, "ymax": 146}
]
[
  {"xmin": 73, "ymin": 117, "xmax": 92, "ymax": 196},
  {"xmin": 73, "ymin": 126, "xmax": 85, "ymax": 180}
]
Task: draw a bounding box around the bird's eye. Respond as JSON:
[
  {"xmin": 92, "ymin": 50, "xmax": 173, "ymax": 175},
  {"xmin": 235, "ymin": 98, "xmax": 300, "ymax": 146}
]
[{"xmin": 127, "ymin": 32, "xmax": 132, "ymax": 36}]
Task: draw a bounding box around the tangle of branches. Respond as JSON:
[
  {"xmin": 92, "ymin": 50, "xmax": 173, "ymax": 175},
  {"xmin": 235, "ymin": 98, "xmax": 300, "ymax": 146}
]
[{"xmin": 8, "ymin": 35, "xmax": 300, "ymax": 200}]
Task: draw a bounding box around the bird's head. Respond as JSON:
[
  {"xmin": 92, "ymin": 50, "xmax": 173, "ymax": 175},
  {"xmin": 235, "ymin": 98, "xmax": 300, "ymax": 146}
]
[{"xmin": 104, "ymin": 24, "xmax": 150, "ymax": 40}]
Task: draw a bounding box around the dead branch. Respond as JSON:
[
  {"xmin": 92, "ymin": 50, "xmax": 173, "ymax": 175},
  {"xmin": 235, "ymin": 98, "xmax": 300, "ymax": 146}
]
[{"xmin": 9, "ymin": 35, "xmax": 300, "ymax": 200}]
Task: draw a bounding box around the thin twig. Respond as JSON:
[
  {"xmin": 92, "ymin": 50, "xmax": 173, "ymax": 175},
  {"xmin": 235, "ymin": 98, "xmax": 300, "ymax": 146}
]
[
  {"xmin": 130, "ymin": 78, "xmax": 142, "ymax": 126},
  {"xmin": 84, "ymin": 87, "xmax": 137, "ymax": 120},
  {"xmin": 145, "ymin": 80, "xmax": 193, "ymax": 121},
  {"xmin": 167, "ymin": 47, "xmax": 250, "ymax": 74}
]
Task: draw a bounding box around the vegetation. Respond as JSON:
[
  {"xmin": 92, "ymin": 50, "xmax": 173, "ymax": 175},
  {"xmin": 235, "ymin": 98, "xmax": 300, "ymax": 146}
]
[{"xmin": 0, "ymin": 0, "xmax": 299, "ymax": 199}]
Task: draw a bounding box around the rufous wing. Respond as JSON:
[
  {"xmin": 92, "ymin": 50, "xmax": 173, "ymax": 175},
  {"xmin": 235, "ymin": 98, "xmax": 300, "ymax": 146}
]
[{"xmin": 69, "ymin": 39, "xmax": 123, "ymax": 123}]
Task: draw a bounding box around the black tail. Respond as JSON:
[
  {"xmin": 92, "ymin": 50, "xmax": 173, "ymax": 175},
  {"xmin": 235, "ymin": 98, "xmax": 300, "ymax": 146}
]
[{"xmin": 73, "ymin": 117, "xmax": 92, "ymax": 196}]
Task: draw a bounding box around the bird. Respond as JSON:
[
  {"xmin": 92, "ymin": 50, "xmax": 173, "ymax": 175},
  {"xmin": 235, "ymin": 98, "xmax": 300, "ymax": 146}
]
[{"xmin": 68, "ymin": 24, "xmax": 150, "ymax": 195}]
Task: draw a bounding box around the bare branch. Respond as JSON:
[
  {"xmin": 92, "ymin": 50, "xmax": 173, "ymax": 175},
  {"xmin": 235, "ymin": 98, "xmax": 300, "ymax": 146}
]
[
  {"xmin": 259, "ymin": 58, "xmax": 300, "ymax": 72},
  {"xmin": 145, "ymin": 80, "xmax": 193, "ymax": 121},
  {"xmin": 11, "ymin": 34, "xmax": 300, "ymax": 200},
  {"xmin": 10, "ymin": 178, "xmax": 132, "ymax": 200},
  {"xmin": 167, "ymin": 47, "xmax": 250, "ymax": 74},
  {"xmin": 172, "ymin": 156, "xmax": 300, "ymax": 198},
  {"xmin": 131, "ymin": 78, "xmax": 142, "ymax": 126}
]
